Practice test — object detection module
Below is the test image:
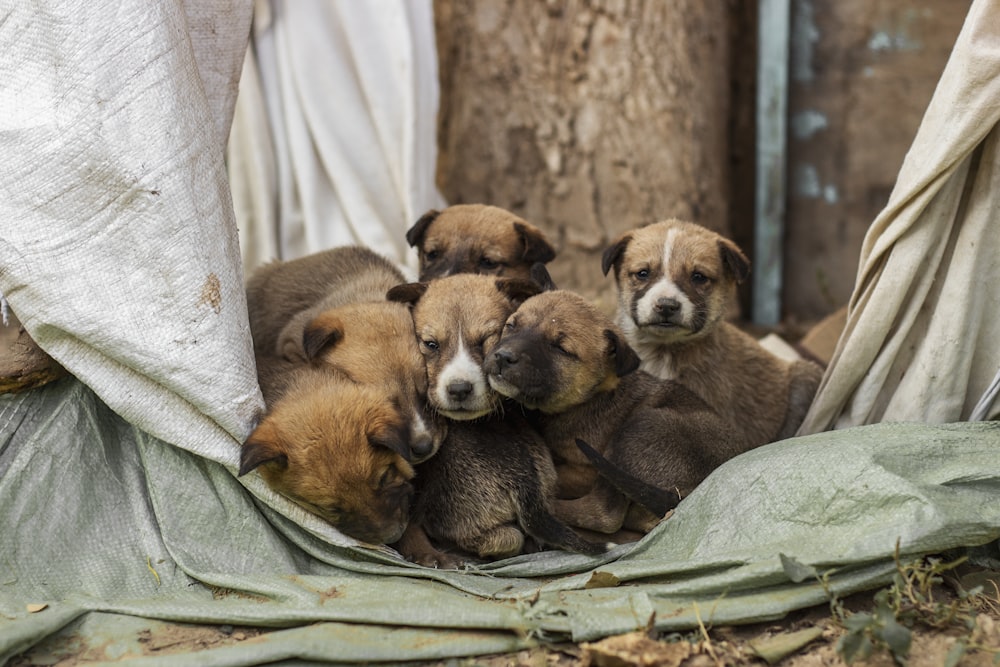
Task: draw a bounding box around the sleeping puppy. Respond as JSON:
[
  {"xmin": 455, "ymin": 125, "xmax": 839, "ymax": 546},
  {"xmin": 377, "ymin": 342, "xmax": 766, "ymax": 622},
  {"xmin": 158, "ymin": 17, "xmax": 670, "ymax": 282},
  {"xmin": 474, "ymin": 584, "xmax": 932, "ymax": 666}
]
[
  {"xmin": 245, "ymin": 245, "xmax": 407, "ymax": 361},
  {"xmin": 246, "ymin": 246, "xmax": 446, "ymax": 463},
  {"xmin": 602, "ymin": 219, "xmax": 823, "ymax": 444},
  {"xmin": 485, "ymin": 288, "xmax": 745, "ymax": 535},
  {"xmin": 387, "ymin": 274, "xmax": 605, "ymax": 566},
  {"xmin": 405, "ymin": 204, "xmax": 556, "ymax": 281},
  {"xmin": 239, "ymin": 364, "xmax": 416, "ymax": 545}
]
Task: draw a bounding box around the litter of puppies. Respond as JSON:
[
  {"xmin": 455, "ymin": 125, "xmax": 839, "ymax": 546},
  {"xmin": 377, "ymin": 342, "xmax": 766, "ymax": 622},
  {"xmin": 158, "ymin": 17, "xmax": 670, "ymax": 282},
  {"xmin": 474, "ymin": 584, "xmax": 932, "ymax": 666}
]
[{"xmin": 242, "ymin": 203, "xmax": 823, "ymax": 567}]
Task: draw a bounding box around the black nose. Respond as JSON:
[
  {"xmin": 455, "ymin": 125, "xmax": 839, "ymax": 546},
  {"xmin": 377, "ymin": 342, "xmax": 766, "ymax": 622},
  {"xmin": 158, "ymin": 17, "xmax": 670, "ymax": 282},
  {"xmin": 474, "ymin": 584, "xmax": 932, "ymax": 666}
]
[
  {"xmin": 493, "ymin": 347, "xmax": 518, "ymax": 369},
  {"xmin": 654, "ymin": 297, "xmax": 681, "ymax": 316},
  {"xmin": 409, "ymin": 431, "xmax": 434, "ymax": 460},
  {"xmin": 447, "ymin": 380, "xmax": 473, "ymax": 402}
]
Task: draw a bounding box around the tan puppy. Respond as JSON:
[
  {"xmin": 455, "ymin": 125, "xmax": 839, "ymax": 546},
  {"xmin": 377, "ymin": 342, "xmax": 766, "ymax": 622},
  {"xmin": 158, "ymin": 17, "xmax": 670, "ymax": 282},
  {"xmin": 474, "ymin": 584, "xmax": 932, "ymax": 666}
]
[
  {"xmin": 485, "ymin": 289, "xmax": 744, "ymax": 535},
  {"xmin": 602, "ymin": 219, "xmax": 822, "ymax": 444},
  {"xmin": 239, "ymin": 365, "xmax": 416, "ymax": 545},
  {"xmin": 245, "ymin": 245, "xmax": 407, "ymax": 361},
  {"xmin": 246, "ymin": 246, "xmax": 445, "ymax": 462},
  {"xmin": 387, "ymin": 273, "xmax": 540, "ymax": 420},
  {"xmin": 405, "ymin": 204, "xmax": 556, "ymax": 281}
]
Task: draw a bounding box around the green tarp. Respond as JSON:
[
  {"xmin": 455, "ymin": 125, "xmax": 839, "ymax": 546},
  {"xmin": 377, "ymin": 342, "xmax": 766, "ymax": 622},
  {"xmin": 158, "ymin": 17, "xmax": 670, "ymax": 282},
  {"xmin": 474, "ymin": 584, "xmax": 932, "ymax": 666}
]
[{"xmin": 2, "ymin": 378, "xmax": 997, "ymax": 664}]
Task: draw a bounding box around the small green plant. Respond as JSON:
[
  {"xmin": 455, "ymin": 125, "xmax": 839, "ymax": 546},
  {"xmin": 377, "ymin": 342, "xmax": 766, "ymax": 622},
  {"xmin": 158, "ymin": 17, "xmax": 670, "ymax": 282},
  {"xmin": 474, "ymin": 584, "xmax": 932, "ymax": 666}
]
[{"xmin": 820, "ymin": 542, "xmax": 1000, "ymax": 666}]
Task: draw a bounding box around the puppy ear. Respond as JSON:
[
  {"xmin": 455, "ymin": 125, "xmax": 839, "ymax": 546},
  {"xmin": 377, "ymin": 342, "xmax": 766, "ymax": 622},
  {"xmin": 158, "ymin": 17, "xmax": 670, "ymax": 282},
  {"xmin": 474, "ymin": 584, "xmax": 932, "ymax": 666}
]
[
  {"xmin": 529, "ymin": 262, "xmax": 557, "ymax": 291},
  {"xmin": 386, "ymin": 282, "xmax": 428, "ymax": 305},
  {"xmin": 604, "ymin": 329, "xmax": 641, "ymax": 377},
  {"xmin": 239, "ymin": 421, "xmax": 288, "ymax": 476},
  {"xmin": 601, "ymin": 233, "xmax": 632, "ymax": 277},
  {"xmin": 301, "ymin": 312, "xmax": 345, "ymax": 361},
  {"xmin": 369, "ymin": 427, "xmax": 413, "ymax": 463},
  {"xmin": 513, "ymin": 222, "xmax": 556, "ymax": 264},
  {"xmin": 718, "ymin": 239, "xmax": 751, "ymax": 284},
  {"xmin": 405, "ymin": 209, "xmax": 440, "ymax": 248},
  {"xmin": 496, "ymin": 276, "xmax": 542, "ymax": 306}
]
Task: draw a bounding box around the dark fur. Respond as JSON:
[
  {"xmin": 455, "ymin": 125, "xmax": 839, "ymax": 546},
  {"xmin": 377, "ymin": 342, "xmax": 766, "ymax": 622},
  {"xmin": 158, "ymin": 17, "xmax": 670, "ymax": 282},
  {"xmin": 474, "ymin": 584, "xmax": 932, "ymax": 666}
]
[{"xmin": 486, "ymin": 289, "xmax": 744, "ymax": 534}]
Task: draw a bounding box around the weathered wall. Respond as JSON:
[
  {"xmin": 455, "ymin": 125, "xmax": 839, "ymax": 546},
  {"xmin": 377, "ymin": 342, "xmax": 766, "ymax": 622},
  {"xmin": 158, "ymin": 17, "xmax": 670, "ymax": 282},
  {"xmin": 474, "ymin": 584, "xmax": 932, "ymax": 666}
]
[
  {"xmin": 433, "ymin": 0, "xmax": 734, "ymax": 311},
  {"xmin": 784, "ymin": 0, "xmax": 971, "ymax": 321}
]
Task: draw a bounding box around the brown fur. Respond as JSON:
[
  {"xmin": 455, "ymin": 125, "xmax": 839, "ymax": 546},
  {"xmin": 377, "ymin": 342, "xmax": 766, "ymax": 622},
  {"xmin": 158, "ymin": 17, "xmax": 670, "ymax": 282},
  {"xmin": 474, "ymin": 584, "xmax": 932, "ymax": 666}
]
[
  {"xmin": 387, "ymin": 274, "xmax": 540, "ymax": 420},
  {"xmin": 239, "ymin": 367, "xmax": 415, "ymax": 545},
  {"xmin": 246, "ymin": 246, "xmax": 446, "ymax": 462},
  {"xmin": 245, "ymin": 245, "xmax": 407, "ymax": 361},
  {"xmin": 387, "ymin": 274, "xmax": 605, "ymax": 566},
  {"xmin": 405, "ymin": 204, "xmax": 556, "ymax": 281},
  {"xmin": 485, "ymin": 289, "xmax": 744, "ymax": 535},
  {"xmin": 602, "ymin": 219, "xmax": 823, "ymax": 444}
]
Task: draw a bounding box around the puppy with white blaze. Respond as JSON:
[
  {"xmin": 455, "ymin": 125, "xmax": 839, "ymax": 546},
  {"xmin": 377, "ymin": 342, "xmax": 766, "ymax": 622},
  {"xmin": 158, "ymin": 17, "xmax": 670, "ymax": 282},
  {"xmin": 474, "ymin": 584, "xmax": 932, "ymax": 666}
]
[{"xmin": 602, "ymin": 218, "xmax": 823, "ymax": 446}]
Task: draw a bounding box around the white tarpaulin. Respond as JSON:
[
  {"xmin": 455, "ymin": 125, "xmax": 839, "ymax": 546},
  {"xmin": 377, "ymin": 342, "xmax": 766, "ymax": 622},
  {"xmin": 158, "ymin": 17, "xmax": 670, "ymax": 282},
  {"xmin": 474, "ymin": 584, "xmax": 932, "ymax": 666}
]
[
  {"xmin": 226, "ymin": 0, "xmax": 444, "ymax": 276},
  {"xmin": 798, "ymin": 0, "xmax": 1000, "ymax": 433}
]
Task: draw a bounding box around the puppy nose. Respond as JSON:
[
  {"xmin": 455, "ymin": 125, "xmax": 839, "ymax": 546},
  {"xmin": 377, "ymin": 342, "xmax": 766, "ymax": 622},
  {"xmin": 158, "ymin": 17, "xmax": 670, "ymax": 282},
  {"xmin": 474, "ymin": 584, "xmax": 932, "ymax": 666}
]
[
  {"xmin": 655, "ymin": 297, "xmax": 681, "ymax": 316},
  {"xmin": 447, "ymin": 380, "xmax": 473, "ymax": 402},
  {"xmin": 409, "ymin": 431, "xmax": 435, "ymax": 460},
  {"xmin": 493, "ymin": 348, "xmax": 518, "ymax": 369}
]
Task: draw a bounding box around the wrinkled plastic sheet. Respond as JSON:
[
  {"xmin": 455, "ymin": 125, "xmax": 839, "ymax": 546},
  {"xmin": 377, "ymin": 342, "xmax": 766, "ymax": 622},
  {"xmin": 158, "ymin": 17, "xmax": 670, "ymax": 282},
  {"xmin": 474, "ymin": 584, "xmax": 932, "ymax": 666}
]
[{"xmin": 2, "ymin": 378, "xmax": 998, "ymax": 664}]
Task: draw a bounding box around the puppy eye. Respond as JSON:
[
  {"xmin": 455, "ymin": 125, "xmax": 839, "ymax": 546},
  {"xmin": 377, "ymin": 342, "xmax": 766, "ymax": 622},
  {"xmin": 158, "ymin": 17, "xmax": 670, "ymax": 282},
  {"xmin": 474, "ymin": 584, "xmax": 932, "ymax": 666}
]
[
  {"xmin": 505, "ymin": 319, "xmax": 517, "ymax": 331},
  {"xmin": 691, "ymin": 272, "xmax": 709, "ymax": 285},
  {"xmin": 479, "ymin": 256, "xmax": 499, "ymax": 270},
  {"xmin": 633, "ymin": 268, "xmax": 650, "ymax": 281},
  {"xmin": 325, "ymin": 504, "xmax": 343, "ymax": 517},
  {"xmin": 421, "ymin": 339, "xmax": 439, "ymax": 352},
  {"xmin": 551, "ymin": 339, "xmax": 576, "ymax": 358},
  {"xmin": 425, "ymin": 249, "xmax": 440, "ymax": 261},
  {"xmin": 378, "ymin": 468, "xmax": 395, "ymax": 489}
]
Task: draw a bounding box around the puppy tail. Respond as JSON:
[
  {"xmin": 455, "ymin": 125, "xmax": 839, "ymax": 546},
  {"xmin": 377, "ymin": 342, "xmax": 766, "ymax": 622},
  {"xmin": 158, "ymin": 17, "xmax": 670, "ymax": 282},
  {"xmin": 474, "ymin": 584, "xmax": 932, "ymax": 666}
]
[
  {"xmin": 516, "ymin": 484, "xmax": 608, "ymax": 556},
  {"xmin": 575, "ymin": 439, "xmax": 681, "ymax": 517}
]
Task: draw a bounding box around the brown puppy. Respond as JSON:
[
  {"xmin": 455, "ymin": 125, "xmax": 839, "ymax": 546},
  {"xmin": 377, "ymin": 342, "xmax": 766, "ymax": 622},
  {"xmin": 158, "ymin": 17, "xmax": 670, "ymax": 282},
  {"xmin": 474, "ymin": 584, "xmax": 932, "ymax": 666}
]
[
  {"xmin": 387, "ymin": 273, "xmax": 540, "ymax": 420},
  {"xmin": 239, "ymin": 365, "xmax": 416, "ymax": 545},
  {"xmin": 246, "ymin": 245, "xmax": 445, "ymax": 462},
  {"xmin": 245, "ymin": 245, "xmax": 407, "ymax": 361},
  {"xmin": 387, "ymin": 273, "xmax": 605, "ymax": 566},
  {"xmin": 602, "ymin": 219, "xmax": 823, "ymax": 444},
  {"xmin": 485, "ymin": 289, "xmax": 745, "ymax": 535},
  {"xmin": 405, "ymin": 204, "xmax": 556, "ymax": 281}
]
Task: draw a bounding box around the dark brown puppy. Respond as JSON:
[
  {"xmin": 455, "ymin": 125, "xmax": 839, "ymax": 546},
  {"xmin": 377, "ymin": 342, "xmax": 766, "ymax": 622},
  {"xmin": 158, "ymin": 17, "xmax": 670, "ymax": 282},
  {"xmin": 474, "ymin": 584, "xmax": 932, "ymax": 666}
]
[
  {"xmin": 485, "ymin": 289, "xmax": 745, "ymax": 535},
  {"xmin": 388, "ymin": 274, "xmax": 605, "ymax": 566},
  {"xmin": 405, "ymin": 204, "xmax": 556, "ymax": 281},
  {"xmin": 239, "ymin": 365, "xmax": 416, "ymax": 545},
  {"xmin": 602, "ymin": 219, "xmax": 822, "ymax": 444},
  {"xmin": 246, "ymin": 245, "xmax": 445, "ymax": 462}
]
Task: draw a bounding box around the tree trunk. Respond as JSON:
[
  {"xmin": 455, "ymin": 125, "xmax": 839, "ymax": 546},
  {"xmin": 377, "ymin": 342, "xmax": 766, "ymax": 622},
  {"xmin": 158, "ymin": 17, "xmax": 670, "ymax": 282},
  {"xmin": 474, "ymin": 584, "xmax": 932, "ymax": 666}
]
[{"xmin": 434, "ymin": 0, "xmax": 734, "ymax": 309}]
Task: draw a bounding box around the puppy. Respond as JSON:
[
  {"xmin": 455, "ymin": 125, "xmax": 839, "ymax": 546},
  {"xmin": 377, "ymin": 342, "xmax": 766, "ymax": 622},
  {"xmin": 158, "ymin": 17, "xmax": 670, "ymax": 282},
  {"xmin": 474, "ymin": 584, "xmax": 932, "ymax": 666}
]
[
  {"xmin": 245, "ymin": 245, "xmax": 407, "ymax": 361},
  {"xmin": 395, "ymin": 411, "xmax": 608, "ymax": 568},
  {"xmin": 246, "ymin": 246, "xmax": 445, "ymax": 462},
  {"xmin": 485, "ymin": 288, "xmax": 745, "ymax": 535},
  {"xmin": 602, "ymin": 219, "xmax": 823, "ymax": 444},
  {"xmin": 387, "ymin": 273, "xmax": 605, "ymax": 566},
  {"xmin": 239, "ymin": 366, "xmax": 416, "ymax": 545},
  {"xmin": 405, "ymin": 204, "xmax": 556, "ymax": 281},
  {"xmin": 387, "ymin": 273, "xmax": 540, "ymax": 420}
]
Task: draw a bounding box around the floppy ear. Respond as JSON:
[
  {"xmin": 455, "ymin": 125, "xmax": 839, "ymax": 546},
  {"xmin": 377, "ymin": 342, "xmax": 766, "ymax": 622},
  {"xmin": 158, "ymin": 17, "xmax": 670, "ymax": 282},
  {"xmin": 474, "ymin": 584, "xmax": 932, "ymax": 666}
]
[
  {"xmin": 529, "ymin": 262, "xmax": 557, "ymax": 291},
  {"xmin": 718, "ymin": 238, "xmax": 750, "ymax": 284},
  {"xmin": 601, "ymin": 233, "xmax": 632, "ymax": 277},
  {"xmin": 405, "ymin": 209, "xmax": 440, "ymax": 248},
  {"xmin": 302, "ymin": 312, "xmax": 345, "ymax": 361},
  {"xmin": 369, "ymin": 427, "xmax": 412, "ymax": 463},
  {"xmin": 514, "ymin": 221, "xmax": 556, "ymax": 264},
  {"xmin": 385, "ymin": 282, "xmax": 428, "ymax": 306},
  {"xmin": 604, "ymin": 329, "xmax": 641, "ymax": 377},
  {"xmin": 496, "ymin": 276, "xmax": 542, "ymax": 306},
  {"xmin": 239, "ymin": 420, "xmax": 288, "ymax": 476}
]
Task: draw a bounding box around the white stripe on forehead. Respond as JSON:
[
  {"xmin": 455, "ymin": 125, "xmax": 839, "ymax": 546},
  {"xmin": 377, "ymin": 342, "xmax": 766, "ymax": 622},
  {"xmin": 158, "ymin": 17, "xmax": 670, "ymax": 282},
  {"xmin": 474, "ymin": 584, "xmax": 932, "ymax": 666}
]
[{"xmin": 661, "ymin": 227, "xmax": 680, "ymax": 273}]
